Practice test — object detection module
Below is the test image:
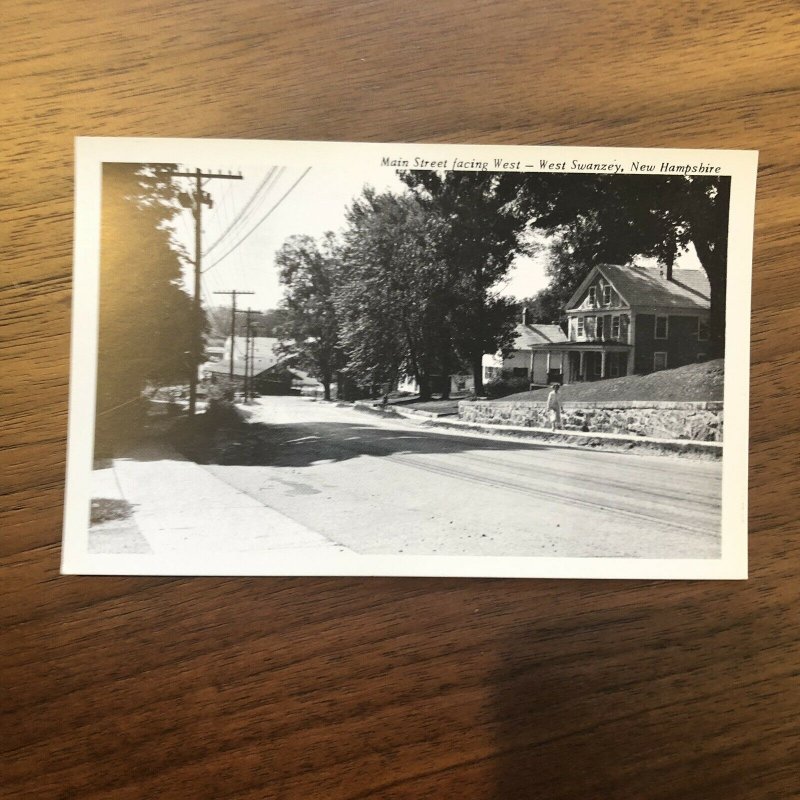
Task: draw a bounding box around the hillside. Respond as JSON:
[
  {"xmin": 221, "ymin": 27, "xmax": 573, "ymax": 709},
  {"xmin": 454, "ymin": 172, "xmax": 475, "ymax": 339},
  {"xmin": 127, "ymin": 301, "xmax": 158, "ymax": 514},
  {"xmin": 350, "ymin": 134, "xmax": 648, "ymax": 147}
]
[{"xmin": 499, "ymin": 359, "xmax": 724, "ymax": 403}]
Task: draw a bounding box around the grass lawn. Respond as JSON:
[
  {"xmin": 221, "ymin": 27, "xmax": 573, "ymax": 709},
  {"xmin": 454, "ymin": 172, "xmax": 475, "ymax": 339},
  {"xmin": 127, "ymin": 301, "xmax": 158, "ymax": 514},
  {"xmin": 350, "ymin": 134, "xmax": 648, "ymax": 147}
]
[
  {"xmin": 498, "ymin": 359, "xmax": 724, "ymax": 403},
  {"xmin": 385, "ymin": 394, "xmax": 467, "ymax": 415}
]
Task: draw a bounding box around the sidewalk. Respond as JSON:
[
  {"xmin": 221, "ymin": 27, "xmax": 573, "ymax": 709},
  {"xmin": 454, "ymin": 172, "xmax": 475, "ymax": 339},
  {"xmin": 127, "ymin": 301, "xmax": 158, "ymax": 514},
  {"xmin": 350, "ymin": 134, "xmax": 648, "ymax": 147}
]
[{"xmin": 90, "ymin": 441, "xmax": 347, "ymax": 556}]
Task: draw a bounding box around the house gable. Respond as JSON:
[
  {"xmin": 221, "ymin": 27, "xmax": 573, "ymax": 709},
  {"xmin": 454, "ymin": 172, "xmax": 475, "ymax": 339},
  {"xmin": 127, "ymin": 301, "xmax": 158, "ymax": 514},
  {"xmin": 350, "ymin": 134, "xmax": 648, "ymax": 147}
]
[{"xmin": 565, "ymin": 265, "xmax": 629, "ymax": 312}]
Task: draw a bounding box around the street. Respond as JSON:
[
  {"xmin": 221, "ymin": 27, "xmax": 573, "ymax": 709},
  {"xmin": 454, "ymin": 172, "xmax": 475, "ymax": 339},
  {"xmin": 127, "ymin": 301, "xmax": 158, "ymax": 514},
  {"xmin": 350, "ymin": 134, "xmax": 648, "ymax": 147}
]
[{"xmin": 183, "ymin": 396, "xmax": 722, "ymax": 559}]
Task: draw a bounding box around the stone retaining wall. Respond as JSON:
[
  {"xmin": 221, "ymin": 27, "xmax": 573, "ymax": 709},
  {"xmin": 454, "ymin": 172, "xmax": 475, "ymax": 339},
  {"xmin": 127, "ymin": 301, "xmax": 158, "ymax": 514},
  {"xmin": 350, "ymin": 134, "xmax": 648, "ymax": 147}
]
[{"xmin": 458, "ymin": 400, "xmax": 723, "ymax": 441}]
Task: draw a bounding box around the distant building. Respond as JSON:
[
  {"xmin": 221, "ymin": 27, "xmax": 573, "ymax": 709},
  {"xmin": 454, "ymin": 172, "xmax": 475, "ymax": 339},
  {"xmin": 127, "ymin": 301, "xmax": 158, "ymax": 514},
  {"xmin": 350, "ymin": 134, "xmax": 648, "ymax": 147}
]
[
  {"xmin": 528, "ymin": 264, "xmax": 711, "ymax": 384},
  {"xmin": 397, "ymin": 372, "xmax": 474, "ymax": 396},
  {"xmin": 482, "ymin": 311, "xmax": 569, "ymax": 387},
  {"xmin": 204, "ymin": 336, "xmax": 281, "ymax": 382}
]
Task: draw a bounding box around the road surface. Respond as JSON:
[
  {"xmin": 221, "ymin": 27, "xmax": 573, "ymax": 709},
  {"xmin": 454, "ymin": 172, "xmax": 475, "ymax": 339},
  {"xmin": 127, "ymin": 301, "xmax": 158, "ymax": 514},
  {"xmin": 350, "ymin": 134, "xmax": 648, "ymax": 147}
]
[{"xmin": 194, "ymin": 396, "xmax": 722, "ymax": 559}]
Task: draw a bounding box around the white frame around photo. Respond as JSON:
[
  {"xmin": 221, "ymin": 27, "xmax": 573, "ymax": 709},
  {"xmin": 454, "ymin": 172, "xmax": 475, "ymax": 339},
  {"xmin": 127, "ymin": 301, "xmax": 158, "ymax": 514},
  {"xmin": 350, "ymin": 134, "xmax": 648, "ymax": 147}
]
[{"xmin": 62, "ymin": 138, "xmax": 757, "ymax": 579}]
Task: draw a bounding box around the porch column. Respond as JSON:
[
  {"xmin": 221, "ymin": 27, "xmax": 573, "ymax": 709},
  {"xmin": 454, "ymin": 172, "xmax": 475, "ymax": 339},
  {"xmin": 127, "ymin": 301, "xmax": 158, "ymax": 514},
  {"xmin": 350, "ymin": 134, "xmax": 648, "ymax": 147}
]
[
  {"xmin": 601, "ymin": 350, "xmax": 607, "ymax": 378},
  {"xmin": 579, "ymin": 351, "xmax": 585, "ymax": 381},
  {"xmin": 529, "ymin": 349, "xmax": 535, "ymax": 384},
  {"xmin": 546, "ymin": 352, "xmax": 551, "ymax": 379}
]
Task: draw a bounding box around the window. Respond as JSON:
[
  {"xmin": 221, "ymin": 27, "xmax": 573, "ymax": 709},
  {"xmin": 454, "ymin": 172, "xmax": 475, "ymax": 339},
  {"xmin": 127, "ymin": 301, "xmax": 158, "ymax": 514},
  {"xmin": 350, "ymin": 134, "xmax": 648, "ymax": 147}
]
[
  {"xmin": 610, "ymin": 353, "xmax": 620, "ymax": 377},
  {"xmin": 602, "ymin": 284, "xmax": 612, "ymax": 306},
  {"xmin": 655, "ymin": 315, "xmax": 669, "ymax": 339},
  {"xmin": 585, "ymin": 316, "xmax": 596, "ymax": 339},
  {"xmin": 620, "ymin": 315, "xmax": 630, "ymax": 342},
  {"xmin": 587, "ymin": 286, "xmax": 597, "ymax": 307},
  {"xmin": 653, "ymin": 352, "xmax": 668, "ymax": 371},
  {"xmin": 577, "ymin": 316, "xmax": 585, "ymax": 338},
  {"xmin": 698, "ymin": 318, "xmax": 709, "ymax": 341},
  {"xmin": 611, "ymin": 316, "xmax": 620, "ymax": 339},
  {"xmin": 512, "ymin": 367, "xmax": 528, "ymax": 377},
  {"xmin": 484, "ymin": 366, "xmax": 498, "ymax": 380}
]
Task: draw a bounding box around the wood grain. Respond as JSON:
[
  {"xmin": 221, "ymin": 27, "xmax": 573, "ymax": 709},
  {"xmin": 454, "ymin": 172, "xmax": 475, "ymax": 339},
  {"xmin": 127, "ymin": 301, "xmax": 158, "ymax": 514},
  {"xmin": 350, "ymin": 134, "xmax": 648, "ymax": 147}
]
[{"xmin": 2, "ymin": 1, "xmax": 799, "ymax": 797}]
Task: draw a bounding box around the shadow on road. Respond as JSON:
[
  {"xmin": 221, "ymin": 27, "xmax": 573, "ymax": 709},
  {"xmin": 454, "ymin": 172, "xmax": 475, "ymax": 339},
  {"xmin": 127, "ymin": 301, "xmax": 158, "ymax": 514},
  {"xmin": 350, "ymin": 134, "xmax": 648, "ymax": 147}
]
[{"xmin": 132, "ymin": 414, "xmax": 563, "ymax": 470}]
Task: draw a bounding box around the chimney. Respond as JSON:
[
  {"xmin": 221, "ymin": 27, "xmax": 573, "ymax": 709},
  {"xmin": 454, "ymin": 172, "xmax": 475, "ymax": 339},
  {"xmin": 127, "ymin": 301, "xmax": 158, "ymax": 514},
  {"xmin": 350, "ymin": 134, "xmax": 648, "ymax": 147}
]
[{"xmin": 522, "ymin": 307, "xmax": 529, "ymax": 326}]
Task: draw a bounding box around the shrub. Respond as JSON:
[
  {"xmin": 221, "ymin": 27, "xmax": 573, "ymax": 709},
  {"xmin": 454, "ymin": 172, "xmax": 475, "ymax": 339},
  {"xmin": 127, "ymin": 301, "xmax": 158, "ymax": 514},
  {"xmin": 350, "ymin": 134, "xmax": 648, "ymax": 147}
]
[
  {"xmin": 484, "ymin": 375, "xmax": 530, "ymax": 399},
  {"xmin": 205, "ymin": 378, "xmax": 237, "ymax": 403},
  {"xmin": 204, "ymin": 398, "xmax": 244, "ymax": 428}
]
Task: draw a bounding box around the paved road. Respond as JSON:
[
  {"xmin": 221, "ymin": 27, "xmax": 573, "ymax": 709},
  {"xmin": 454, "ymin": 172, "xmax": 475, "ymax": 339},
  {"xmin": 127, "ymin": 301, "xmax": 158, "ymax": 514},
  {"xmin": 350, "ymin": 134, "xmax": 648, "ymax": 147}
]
[{"xmin": 198, "ymin": 396, "xmax": 722, "ymax": 559}]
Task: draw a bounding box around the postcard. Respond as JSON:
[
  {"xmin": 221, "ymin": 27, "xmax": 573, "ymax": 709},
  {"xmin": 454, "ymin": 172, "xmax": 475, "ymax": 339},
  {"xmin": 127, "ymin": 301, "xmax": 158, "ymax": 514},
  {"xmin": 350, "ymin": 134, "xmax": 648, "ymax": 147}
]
[{"xmin": 62, "ymin": 138, "xmax": 757, "ymax": 578}]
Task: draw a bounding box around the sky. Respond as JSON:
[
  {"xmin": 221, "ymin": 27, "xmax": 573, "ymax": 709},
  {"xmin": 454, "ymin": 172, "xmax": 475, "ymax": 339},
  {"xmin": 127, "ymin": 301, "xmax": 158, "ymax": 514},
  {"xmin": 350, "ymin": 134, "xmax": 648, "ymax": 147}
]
[{"xmin": 169, "ymin": 164, "xmax": 550, "ymax": 313}]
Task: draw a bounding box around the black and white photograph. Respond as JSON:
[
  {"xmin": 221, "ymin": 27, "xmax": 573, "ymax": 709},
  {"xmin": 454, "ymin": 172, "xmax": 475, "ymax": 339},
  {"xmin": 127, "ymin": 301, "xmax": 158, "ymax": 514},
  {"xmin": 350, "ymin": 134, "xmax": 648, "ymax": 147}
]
[{"xmin": 62, "ymin": 138, "xmax": 756, "ymax": 578}]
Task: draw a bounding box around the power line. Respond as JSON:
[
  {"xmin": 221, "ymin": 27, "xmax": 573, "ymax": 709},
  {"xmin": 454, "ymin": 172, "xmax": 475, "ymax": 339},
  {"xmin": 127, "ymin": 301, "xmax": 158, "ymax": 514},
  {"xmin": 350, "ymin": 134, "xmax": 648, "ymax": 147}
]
[
  {"xmin": 204, "ymin": 167, "xmax": 279, "ymax": 255},
  {"xmin": 202, "ymin": 167, "xmax": 312, "ymax": 275}
]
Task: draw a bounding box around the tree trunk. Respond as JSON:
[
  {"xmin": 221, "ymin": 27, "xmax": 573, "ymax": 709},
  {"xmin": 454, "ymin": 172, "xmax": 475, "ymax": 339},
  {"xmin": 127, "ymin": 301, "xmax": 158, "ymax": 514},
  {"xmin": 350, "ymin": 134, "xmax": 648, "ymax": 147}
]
[
  {"xmin": 440, "ymin": 378, "xmax": 451, "ymax": 400},
  {"xmin": 418, "ymin": 373, "xmax": 432, "ymax": 402},
  {"xmin": 693, "ymin": 239, "xmax": 727, "ymax": 359},
  {"xmin": 690, "ymin": 178, "xmax": 730, "ymax": 360}
]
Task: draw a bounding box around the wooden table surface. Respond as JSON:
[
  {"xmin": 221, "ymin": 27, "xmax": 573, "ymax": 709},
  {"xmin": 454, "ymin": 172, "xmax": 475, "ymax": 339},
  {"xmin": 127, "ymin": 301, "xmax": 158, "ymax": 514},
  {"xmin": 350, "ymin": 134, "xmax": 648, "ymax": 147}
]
[{"xmin": 2, "ymin": 2, "xmax": 799, "ymax": 798}]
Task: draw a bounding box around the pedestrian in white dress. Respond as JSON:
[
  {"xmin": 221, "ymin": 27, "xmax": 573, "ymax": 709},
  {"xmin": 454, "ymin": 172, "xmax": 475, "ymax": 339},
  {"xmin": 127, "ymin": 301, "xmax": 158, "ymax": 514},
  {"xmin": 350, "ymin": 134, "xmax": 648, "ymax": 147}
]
[{"xmin": 547, "ymin": 383, "xmax": 562, "ymax": 431}]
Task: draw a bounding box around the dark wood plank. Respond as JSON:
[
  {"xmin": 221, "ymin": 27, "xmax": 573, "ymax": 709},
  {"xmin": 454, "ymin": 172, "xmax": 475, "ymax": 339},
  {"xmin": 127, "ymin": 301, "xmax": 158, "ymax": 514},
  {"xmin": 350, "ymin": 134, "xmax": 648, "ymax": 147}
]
[{"xmin": 2, "ymin": 1, "xmax": 798, "ymax": 798}]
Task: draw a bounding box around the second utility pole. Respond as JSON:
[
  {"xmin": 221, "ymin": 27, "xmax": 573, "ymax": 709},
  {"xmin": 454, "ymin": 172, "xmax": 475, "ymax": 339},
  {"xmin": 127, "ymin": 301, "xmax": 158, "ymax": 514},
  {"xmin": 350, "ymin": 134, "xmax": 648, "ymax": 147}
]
[
  {"xmin": 236, "ymin": 307, "xmax": 256, "ymax": 401},
  {"xmin": 214, "ymin": 290, "xmax": 254, "ymax": 387}
]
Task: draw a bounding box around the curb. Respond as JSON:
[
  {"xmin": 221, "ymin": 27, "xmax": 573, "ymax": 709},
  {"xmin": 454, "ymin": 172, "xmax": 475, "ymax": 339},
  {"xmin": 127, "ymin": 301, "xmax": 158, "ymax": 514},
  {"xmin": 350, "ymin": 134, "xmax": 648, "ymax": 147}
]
[{"xmin": 418, "ymin": 418, "xmax": 723, "ymax": 457}]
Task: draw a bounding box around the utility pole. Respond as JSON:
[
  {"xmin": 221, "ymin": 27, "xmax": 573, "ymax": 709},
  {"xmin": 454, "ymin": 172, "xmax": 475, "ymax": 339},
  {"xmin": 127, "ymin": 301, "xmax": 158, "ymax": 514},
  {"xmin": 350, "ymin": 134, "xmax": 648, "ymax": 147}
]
[
  {"xmin": 214, "ymin": 290, "xmax": 254, "ymax": 393},
  {"xmin": 171, "ymin": 168, "xmax": 242, "ymax": 415},
  {"xmin": 236, "ymin": 307, "xmax": 256, "ymax": 401},
  {"xmin": 249, "ymin": 328, "xmax": 256, "ymax": 399}
]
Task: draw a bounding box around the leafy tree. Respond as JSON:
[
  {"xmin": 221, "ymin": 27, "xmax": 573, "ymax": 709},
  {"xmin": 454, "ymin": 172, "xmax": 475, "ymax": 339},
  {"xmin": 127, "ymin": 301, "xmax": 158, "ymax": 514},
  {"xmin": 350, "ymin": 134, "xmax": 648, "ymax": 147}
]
[
  {"xmin": 399, "ymin": 171, "xmax": 525, "ymax": 394},
  {"xmin": 516, "ymin": 288, "xmax": 568, "ymax": 329},
  {"xmin": 96, "ymin": 163, "xmax": 196, "ymax": 432},
  {"xmin": 275, "ymin": 234, "xmax": 344, "ymax": 401},
  {"xmin": 506, "ymin": 173, "xmax": 731, "ymax": 356},
  {"xmin": 515, "ymin": 230, "xmax": 602, "ymax": 328},
  {"xmin": 337, "ymin": 189, "xmax": 454, "ymax": 401}
]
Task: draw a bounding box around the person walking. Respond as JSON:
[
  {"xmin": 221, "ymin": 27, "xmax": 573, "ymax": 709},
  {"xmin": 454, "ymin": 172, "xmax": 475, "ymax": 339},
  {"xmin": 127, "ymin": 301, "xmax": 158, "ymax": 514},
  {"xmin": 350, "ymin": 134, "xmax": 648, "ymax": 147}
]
[{"xmin": 547, "ymin": 383, "xmax": 563, "ymax": 431}]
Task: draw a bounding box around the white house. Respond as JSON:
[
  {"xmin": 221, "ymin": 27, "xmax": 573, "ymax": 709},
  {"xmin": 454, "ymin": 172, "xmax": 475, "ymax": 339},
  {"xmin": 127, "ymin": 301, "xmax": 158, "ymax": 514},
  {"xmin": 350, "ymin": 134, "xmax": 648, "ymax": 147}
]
[{"xmin": 482, "ymin": 311, "xmax": 569, "ymax": 387}]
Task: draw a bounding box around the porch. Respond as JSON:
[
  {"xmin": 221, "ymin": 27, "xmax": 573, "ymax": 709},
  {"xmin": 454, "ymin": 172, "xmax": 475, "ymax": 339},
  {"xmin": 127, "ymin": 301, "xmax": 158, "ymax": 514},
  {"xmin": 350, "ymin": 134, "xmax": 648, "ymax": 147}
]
[{"xmin": 529, "ymin": 342, "xmax": 632, "ymax": 385}]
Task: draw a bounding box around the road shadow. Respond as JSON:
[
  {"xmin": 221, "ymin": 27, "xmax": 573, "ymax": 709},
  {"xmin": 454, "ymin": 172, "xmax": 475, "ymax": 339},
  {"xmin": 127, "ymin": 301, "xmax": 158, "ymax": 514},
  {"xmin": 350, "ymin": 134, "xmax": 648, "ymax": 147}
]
[
  {"xmin": 109, "ymin": 408, "xmax": 569, "ymax": 469},
  {"xmin": 176, "ymin": 417, "xmax": 562, "ymax": 469}
]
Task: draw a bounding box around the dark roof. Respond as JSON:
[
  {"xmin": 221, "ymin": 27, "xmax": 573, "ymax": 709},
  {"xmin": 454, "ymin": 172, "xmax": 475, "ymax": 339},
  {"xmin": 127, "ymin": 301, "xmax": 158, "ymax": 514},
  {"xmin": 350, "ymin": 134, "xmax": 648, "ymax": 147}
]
[
  {"xmin": 569, "ymin": 264, "xmax": 710, "ymax": 311},
  {"xmin": 513, "ymin": 323, "xmax": 568, "ymax": 348}
]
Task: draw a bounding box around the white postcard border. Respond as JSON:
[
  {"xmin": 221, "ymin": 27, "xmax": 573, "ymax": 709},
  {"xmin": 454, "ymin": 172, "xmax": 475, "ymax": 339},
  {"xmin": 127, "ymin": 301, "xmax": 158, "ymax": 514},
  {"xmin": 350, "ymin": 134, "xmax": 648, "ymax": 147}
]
[{"xmin": 62, "ymin": 138, "xmax": 757, "ymax": 579}]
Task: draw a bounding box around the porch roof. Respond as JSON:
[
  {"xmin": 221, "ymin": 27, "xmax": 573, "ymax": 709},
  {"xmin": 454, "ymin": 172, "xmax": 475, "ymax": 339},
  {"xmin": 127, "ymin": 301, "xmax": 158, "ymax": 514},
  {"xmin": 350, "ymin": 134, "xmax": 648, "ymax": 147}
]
[{"xmin": 529, "ymin": 341, "xmax": 631, "ymax": 352}]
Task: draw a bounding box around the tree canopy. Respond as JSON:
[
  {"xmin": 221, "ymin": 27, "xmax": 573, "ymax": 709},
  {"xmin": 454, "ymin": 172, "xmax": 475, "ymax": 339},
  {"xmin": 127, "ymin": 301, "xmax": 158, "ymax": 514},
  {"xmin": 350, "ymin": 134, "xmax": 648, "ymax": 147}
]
[
  {"xmin": 399, "ymin": 171, "xmax": 525, "ymax": 393},
  {"xmin": 97, "ymin": 163, "xmax": 196, "ymax": 425},
  {"xmin": 506, "ymin": 173, "xmax": 730, "ymax": 355},
  {"xmin": 275, "ymin": 233, "xmax": 344, "ymax": 401},
  {"xmin": 336, "ymin": 189, "xmax": 454, "ymax": 400}
]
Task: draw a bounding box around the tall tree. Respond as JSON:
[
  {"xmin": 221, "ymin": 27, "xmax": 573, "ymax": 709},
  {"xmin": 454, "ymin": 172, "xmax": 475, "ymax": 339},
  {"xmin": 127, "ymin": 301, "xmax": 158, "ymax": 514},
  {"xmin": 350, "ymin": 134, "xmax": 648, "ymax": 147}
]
[
  {"xmin": 400, "ymin": 171, "xmax": 524, "ymax": 394},
  {"xmin": 97, "ymin": 163, "xmax": 196, "ymax": 427},
  {"xmin": 275, "ymin": 233, "xmax": 343, "ymax": 401},
  {"xmin": 337, "ymin": 189, "xmax": 454, "ymax": 401},
  {"xmin": 506, "ymin": 173, "xmax": 731, "ymax": 356}
]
